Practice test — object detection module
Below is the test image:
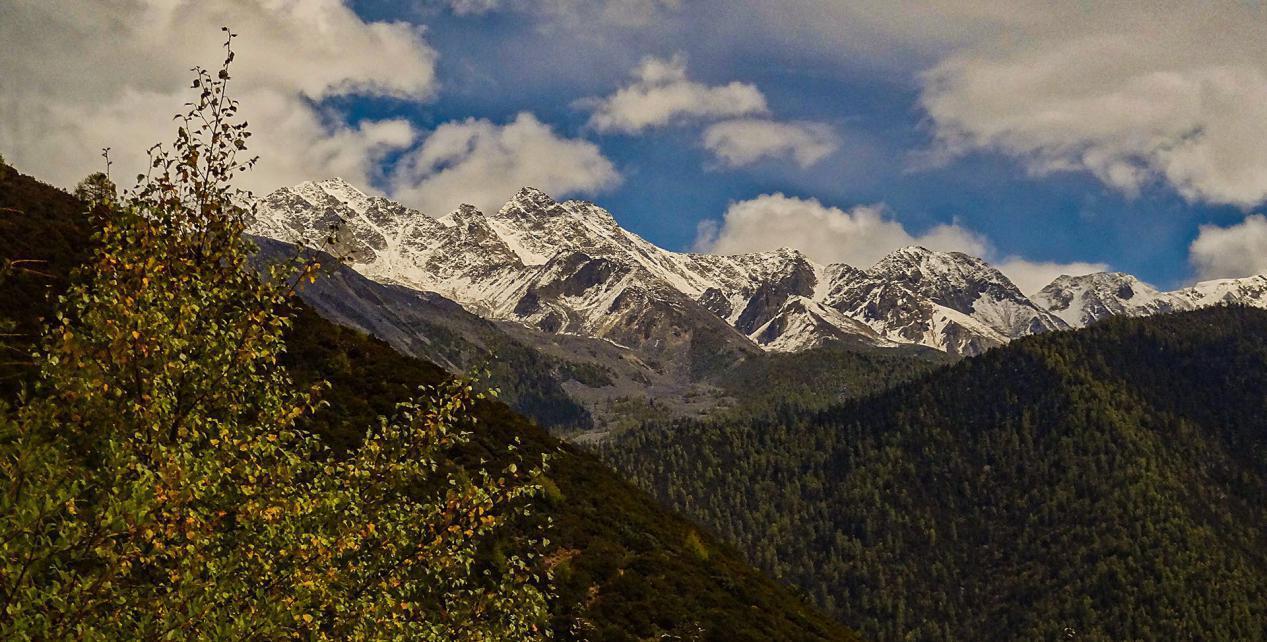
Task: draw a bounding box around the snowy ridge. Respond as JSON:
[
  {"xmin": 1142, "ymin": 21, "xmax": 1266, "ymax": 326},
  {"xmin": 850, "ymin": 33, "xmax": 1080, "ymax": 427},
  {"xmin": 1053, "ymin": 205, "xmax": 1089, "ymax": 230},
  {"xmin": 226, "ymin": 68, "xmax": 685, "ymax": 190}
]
[
  {"xmin": 250, "ymin": 179, "xmax": 1266, "ymax": 357},
  {"xmin": 1034, "ymin": 272, "xmax": 1267, "ymax": 328}
]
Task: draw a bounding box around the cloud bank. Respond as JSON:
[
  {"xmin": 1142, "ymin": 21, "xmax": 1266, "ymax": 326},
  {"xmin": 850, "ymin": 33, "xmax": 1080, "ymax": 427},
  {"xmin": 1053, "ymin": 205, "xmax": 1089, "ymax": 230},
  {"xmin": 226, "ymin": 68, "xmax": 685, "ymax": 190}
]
[
  {"xmin": 702, "ymin": 119, "xmax": 839, "ymax": 168},
  {"xmin": 694, "ymin": 193, "xmax": 1105, "ymax": 293},
  {"xmin": 390, "ymin": 113, "xmax": 620, "ymax": 216},
  {"xmin": 581, "ymin": 54, "xmax": 768, "ymax": 133},
  {"xmin": 0, "ymin": 0, "xmax": 438, "ymax": 195},
  {"xmin": 917, "ymin": 2, "xmax": 1267, "ymax": 208},
  {"xmin": 1189, "ymin": 214, "xmax": 1267, "ymax": 281},
  {"xmin": 435, "ymin": 0, "xmax": 681, "ymax": 26},
  {"xmin": 693, "ymin": 194, "xmax": 986, "ymax": 267}
]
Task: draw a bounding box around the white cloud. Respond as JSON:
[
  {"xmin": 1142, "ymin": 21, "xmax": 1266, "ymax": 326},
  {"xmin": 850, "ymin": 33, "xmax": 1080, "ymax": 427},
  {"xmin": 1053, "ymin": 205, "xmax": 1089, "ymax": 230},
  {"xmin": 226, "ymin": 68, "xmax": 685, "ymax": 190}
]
[
  {"xmin": 916, "ymin": 2, "xmax": 1267, "ymax": 207},
  {"xmin": 444, "ymin": 0, "xmax": 503, "ymax": 15},
  {"xmin": 0, "ymin": 0, "xmax": 436, "ymax": 194},
  {"xmin": 995, "ymin": 258, "xmax": 1109, "ymax": 296},
  {"xmin": 389, "ymin": 113, "xmax": 620, "ymax": 215},
  {"xmin": 431, "ymin": 0, "xmax": 1267, "ymax": 207},
  {"xmin": 537, "ymin": 0, "xmax": 682, "ymax": 27},
  {"xmin": 581, "ymin": 54, "xmax": 768, "ymax": 133},
  {"xmin": 440, "ymin": 0, "xmax": 682, "ymax": 27},
  {"xmin": 693, "ymin": 193, "xmax": 986, "ymax": 268},
  {"xmin": 545, "ymin": 1, "xmax": 1267, "ymax": 206},
  {"xmin": 1189, "ymin": 214, "xmax": 1267, "ymax": 280},
  {"xmin": 694, "ymin": 193, "xmax": 1107, "ymax": 292},
  {"xmin": 702, "ymin": 119, "xmax": 839, "ymax": 168}
]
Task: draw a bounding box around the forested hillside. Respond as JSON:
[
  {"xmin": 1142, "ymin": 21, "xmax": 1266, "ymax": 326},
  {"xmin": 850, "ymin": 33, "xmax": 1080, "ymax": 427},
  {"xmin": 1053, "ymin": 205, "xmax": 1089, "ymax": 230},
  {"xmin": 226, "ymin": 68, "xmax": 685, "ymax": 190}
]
[
  {"xmin": 604, "ymin": 306, "xmax": 1267, "ymax": 640},
  {"xmin": 0, "ymin": 161, "xmax": 857, "ymax": 641},
  {"xmin": 714, "ymin": 340, "xmax": 949, "ymax": 418}
]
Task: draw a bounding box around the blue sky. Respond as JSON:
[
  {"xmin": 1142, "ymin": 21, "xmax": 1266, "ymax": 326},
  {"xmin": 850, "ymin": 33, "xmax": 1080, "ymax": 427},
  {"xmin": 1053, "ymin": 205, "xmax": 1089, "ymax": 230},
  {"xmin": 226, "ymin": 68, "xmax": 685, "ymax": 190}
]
[
  {"xmin": 5, "ymin": 1, "xmax": 1267, "ymax": 292},
  {"xmin": 340, "ymin": 0, "xmax": 1260, "ymax": 290}
]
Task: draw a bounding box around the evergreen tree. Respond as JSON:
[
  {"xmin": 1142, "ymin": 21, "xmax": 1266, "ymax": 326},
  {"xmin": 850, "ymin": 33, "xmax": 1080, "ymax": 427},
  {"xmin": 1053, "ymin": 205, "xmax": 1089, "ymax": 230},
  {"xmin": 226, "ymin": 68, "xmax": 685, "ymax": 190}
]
[
  {"xmin": 603, "ymin": 306, "xmax": 1267, "ymax": 640},
  {"xmin": 73, "ymin": 170, "xmax": 116, "ymax": 204}
]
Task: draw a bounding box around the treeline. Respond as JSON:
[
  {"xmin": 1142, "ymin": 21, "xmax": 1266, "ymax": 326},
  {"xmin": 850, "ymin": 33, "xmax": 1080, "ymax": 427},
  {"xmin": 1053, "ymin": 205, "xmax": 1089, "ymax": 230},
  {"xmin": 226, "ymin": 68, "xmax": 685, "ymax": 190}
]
[{"xmin": 602, "ymin": 306, "xmax": 1267, "ymax": 640}]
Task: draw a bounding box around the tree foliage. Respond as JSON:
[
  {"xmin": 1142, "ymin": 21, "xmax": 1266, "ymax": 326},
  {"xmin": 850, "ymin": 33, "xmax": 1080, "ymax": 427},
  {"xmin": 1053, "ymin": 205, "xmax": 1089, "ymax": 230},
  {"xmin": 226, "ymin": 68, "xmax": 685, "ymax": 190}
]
[
  {"xmin": 73, "ymin": 171, "xmax": 116, "ymax": 205},
  {"xmin": 603, "ymin": 306, "xmax": 1267, "ymax": 640},
  {"xmin": 0, "ymin": 32, "xmax": 550, "ymax": 640}
]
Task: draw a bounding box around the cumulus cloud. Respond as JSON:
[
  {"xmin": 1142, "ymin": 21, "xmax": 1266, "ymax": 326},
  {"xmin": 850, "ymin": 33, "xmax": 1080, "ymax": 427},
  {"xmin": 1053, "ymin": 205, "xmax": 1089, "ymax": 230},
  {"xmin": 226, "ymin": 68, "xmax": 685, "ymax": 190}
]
[
  {"xmin": 917, "ymin": 2, "xmax": 1267, "ymax": 207},
  {"xmin": 702, "ymin": 119, "xmax": 839, "ymax": 168},
  {"xmin": 533, "ymin": 0, "xmax": 683, "ymax": 27},
  {"xmin": 437, "ymin": 0, "xmax": 1267, "ymax": 207},
  {"xmin": 1189, "ymin": 214, "xmax": 1267, "ymax": 280},
  {"xmin": 0, "ymin": 0, "xmax": 436, "ymax": 194},
  {"xmin": 435, "ymin": 0, "xmax": 680, "ymax": 26},
  {"xmin": 389, "ymin": 113, "xmax": 620, "ymax": 216},
  {"xmin": 995, "ymin": 258, "xmax": 1109, "ymax": 296},
  {"xmin": 694, "ymin": 193, "xmax": 1106, "ymax": 291},
  {"xmin": 444, "ymin": 0, "xmax": 503, "ymax": 15},
  {"xmin": 581, "ymin": 54, "xmax": 768, "ymax": 133},
  {"xmin": 693, "ymin": 193, "xmax": 986, "ymax": 268}
]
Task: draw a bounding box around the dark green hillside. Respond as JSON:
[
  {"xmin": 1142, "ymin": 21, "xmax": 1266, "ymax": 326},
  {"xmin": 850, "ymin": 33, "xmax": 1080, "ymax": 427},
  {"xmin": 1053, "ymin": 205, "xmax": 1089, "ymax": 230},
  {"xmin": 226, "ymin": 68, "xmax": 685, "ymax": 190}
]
[
  {"xmin": 605, "ymin": 306, "xmax": 1267, "ymax": 640},
  {"xmin": 0, "ymin": 162, "xmax": 857, "ymax": 641},
  {"xmin": 713, "ymin": 340, "xmax": 951, "ymax": 419}
]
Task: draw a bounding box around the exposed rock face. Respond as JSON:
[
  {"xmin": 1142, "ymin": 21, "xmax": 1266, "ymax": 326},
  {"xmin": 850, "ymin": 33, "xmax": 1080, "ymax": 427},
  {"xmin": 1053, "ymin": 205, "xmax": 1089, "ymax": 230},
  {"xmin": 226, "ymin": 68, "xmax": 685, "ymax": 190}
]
[
  {"xmin": 819, "ymin": 246, "xmax": 1066, "ymax": 355},
  {"xmin": 1033, "ymin": 272, "xmax": 1267, "ymax": 328},
  {"xmin": 251, "ymin": 179, "xmax": 1266, "ymax": 359}
]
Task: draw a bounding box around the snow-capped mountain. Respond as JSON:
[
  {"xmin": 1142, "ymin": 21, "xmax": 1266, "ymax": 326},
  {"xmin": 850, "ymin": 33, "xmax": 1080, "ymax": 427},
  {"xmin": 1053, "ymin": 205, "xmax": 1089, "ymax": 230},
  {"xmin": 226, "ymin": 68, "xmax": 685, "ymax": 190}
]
[
  {"xmin": 250, "ymin": 179, "xmax": 1263, "ymax": 359},
  {"xmin": 1034, "ymin": 272, "xmax": 1267, "ymax": 328},
  {"xmin": 819, "ymin": 246, "xmax": 1067, "ymax": 355}
]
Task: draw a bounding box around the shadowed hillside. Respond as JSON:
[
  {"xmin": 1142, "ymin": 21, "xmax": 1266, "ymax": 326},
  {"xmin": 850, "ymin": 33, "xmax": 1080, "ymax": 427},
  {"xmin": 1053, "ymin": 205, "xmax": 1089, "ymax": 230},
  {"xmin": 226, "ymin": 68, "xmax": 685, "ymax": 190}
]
[
  {"xmin": 605, "ymin": 305, "xmax": 1267, "ymax": 640},
  {"xmin": 0, "ymin": 161, "xmax": 857, "ymax": 642}
]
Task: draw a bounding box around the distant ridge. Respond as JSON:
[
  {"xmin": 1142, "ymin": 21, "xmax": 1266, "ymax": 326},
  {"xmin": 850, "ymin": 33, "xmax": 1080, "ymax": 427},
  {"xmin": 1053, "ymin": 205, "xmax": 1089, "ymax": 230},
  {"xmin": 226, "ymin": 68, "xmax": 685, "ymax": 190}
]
[{"xmin": 252, "ymin": 179, "xmax": 1267, "ymax": 356}]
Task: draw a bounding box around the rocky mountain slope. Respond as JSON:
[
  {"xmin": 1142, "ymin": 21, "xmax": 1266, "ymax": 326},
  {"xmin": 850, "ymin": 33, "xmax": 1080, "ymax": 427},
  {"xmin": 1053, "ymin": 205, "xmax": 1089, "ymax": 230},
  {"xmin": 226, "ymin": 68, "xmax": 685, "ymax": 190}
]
[
  {"xmin": 1036, "ymin": 271, "xmax": 1267, "ymax": 328},
  {"xmin": 249, "ymin": 235, "xmax": 950, "ymax": 435},
  {"xmin": 251, "ymin": 179, "xmax": 1073, "ymax": 357},
  {"xmin": 248, "ymin": 178, "xmax": 1267, "ymax": 435}
]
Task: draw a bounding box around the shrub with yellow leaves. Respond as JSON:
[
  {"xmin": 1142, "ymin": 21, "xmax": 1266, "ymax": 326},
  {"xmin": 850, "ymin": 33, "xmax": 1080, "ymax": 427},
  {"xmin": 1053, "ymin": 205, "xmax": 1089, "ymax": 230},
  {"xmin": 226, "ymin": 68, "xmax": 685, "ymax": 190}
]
[{"xmin": 0, "ymin": 30, "xmax": 551, "ymax": 641}]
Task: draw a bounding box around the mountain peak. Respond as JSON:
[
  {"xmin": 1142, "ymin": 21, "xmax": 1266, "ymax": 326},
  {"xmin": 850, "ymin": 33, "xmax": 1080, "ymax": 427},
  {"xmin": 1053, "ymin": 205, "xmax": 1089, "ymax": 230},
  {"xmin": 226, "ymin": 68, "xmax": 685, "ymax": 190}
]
[
  {"xmin": 498, "ymin": 187, "xmax": 558, "ymax": 214},
  {"xmin": 876, "ymin": 245, "xmax": 969, "ymax": 265},
  {"xmin": 290, "ymin": 177, "xmax": 371, "ymax": 213},
  {"xmin": 1045, "ymin": 271, "xmax": 1162, "ymax": 298},
  {"xmin": 1033, "ymin": 271, "xmax": 1180, "ymax": 328},
  {"xmin": 1049, "ymin": 271, "xmax": 1139, "ymax": 286},
  {"xmin": 892, "ymin": 244, "xmax": 934, "ymax": 256},
  {"xmin": 871, "ymin": 245, "xmax": 990, "ymax": 276},
  {"xmin": 438, "ymin": 203, "xmax": 487, "ymax": 227},
  {"xmin": 515, "ymin": 186, "xmax": 551, "ymax": 199},
  {"xmin": 252, "ymin": 176, "xmax": 1267, "ymax": 357},
  {"xmin": 314, "ymin": 176, "xmax": 358, "ymax": 191}
]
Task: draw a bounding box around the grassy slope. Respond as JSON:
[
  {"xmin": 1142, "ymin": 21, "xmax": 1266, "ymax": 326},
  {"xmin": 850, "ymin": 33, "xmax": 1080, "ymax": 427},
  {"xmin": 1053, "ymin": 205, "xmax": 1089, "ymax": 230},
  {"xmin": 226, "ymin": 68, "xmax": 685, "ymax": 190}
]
[{"xmin": 0, "ymin": 163, "xmax": 857, "ymax": 642}]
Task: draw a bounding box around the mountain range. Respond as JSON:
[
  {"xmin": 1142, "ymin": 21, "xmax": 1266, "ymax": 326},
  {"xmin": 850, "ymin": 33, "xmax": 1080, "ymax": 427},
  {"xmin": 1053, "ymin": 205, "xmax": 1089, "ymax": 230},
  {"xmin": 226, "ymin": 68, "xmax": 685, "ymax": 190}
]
[
  {"xmin": 249, "ymin": 179, "xmax": 1267, "ymax": 431},
  {"xmin": 252, "ymin": 179, "xmax": 1267, "ymax": 354},
  {"xmin": 1036, "ymin": 270, "xmax": 1267, "ymax": 328}
]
